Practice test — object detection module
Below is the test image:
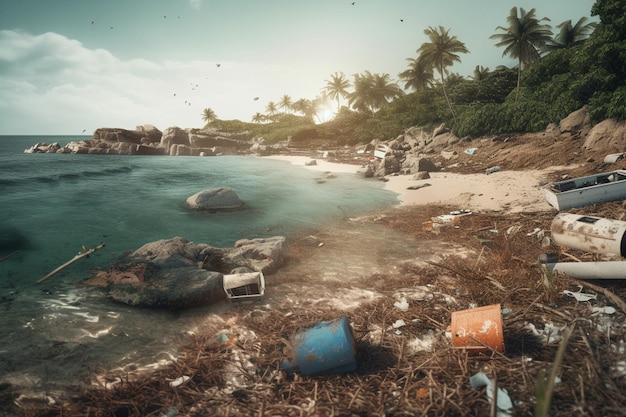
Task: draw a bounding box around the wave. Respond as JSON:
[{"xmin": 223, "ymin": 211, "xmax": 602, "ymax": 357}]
[{"xmin": 0, "ymin": 165, "xmax": 134, "ymax": 189}]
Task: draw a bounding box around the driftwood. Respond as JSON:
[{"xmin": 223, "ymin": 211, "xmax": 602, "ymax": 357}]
[
  {"xmin": 36, "ymin": 243, "xmax": 105, "ymax": 284},
  {"xmin": 0, "ymin": 250, "xmax": 20, "ymax": 263}
]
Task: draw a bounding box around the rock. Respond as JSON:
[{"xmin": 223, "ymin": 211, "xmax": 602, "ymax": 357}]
[
  {"xmin": 402, "ymin": 155, "xmax": 439, "ymax": 174},
  {"xmin": 305, "ymin": 159, "xmax": 318, "ymax": 166},
  {"xmin": 559, "ymin": 106, "xmax": 591, "ymax": 139},
  {"xmin": 413, "ymin": 171, "xmax": 430, "ymax": 180},
  {"xmin": 222, "ymin": 236, "xmax": 287, "ymax": 274},
  {"xmin": 432, "ymin": 123, "xmax": 449, "ymax": 137},
  {"xmin": 82, "ymin": 235, "xmax": 287, "ymax": 309},
  {"xmin": 160, "ymin": 127, "xmax": 190, "ymax": 155},
  {"xmin": 583, "ymin": 119, "xmax": 626, "ymax": 153},
  {"xmin": 185, "ymin": 187, "xmax": 244, "ymax": 211},
  {"xmin": 129, "ymin": 237, "xmax": 208, "ymax": 269},
  {"xmin": 374, "ymin": 155, "xmax": 402, "ymax": 177},
  {"xmin": 136, "ymin": 124, "xmax": 162, "ymax": 143},
  {"xmin": 430, "ymin": 132, "xmax": 460, "ymax": 148},
  {"xmin": 23, "ymin": 142, "xmax": 61, "ymax": 154},
  {"xmin": 93, "ymin": 128, "xmax": 144, "ymax": 144},
  {"xmin": 107, "ymin": 267, "xmax": 225, "ymax": 309}
]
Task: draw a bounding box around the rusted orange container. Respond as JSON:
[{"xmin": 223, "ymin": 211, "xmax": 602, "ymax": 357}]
[{"xmin": 448, "ymin": 304, "xmax": 504, "ymax": 354}]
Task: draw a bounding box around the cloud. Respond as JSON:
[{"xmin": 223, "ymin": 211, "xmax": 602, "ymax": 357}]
[{"xmin": 0, "ymin": 29, "xmax": 334, "ymax": 134}]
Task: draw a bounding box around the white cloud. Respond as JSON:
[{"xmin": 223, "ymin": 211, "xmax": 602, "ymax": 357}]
[{"xmin": 0, "ymin": 29, "xmax": 310, "ymax": 134}]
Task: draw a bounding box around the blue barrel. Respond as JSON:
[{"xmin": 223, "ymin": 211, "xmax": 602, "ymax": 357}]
[{"xmin": 282, "ymin": 317, "xmax": 357, "ymax": 376}]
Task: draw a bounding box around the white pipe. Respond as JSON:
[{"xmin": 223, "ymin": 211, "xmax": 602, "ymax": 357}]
[{"xmin": 539, "ymin": 253, "xmax": 626, "ymax": 280}]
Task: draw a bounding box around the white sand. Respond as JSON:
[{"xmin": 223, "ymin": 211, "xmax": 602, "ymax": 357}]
[{"xmin": 264, "ymin": 155, "xmax": 560, "ymax": 213}]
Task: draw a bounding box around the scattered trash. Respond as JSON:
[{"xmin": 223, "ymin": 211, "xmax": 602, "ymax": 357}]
[
  {"xmin": 393, "ymin": 297, "xmax": 409, "ymax": 311},
  {"xmin": 464, "ymin": 148, "xmax": 478, "ymax": 155},
  {"xmin": 485, "ymin": 166, "xmax": 500, "ymax": 175},
  {"xmin": 551, "ymin": 213, "xmax": 626, "ymax": 256},
  {"xmin": 391, "ymin": 319, "xmax": 406, "ymax": 329},
  {"xmin": 544, "ymin": 169, "xmax": 626, "ymax": 210},
  {"xmin": 448, "ymin": 304, "xmax": 505, "ymax": 354},
  {"xmin": 223, "ymin": 272, "xmax": 265, "ymax": 303},
  {"xmin": 603, "ymin": 153, "xmax": 625, "ymax": 164},
  {"xmin": 592, "ymin": 306, "xmax": 616, "ymax": 315},
  {"xmin": 282, "ymin": 317, "xmax": 357, "ymax": 376},
  {"xmin": 563, "ymin": 286, "xmax": 597, "ymax": 302},
  {"xmin": 169, "ymin": 376, "xmax": 190, "ymax": 388},
  {"xmin": 469, "ymin": 371, "xmax": 513, "ymax": 417},
  {"xmin": 540, "ymin": 253, "xmax": 626, "ymax": 280},
  {"xmin": 159, "ymin": 407, "xmax": 177, "ymax": 417}
]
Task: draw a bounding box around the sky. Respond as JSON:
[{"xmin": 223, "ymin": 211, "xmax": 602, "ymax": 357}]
[{"xmin": 0, "ymin": 0, "xmax": 598, "ymax": 135}]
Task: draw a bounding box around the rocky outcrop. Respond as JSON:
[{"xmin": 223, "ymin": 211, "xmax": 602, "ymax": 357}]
[
  {"xmin": 24, "ymin": 125, "xmax": 263, "ymax": 157},
  {"xmin": 558, "ymin": 105, "xmax": 591, "ymax": 140},
  {"xmin": 185, "ymin": 187, "xmax": 245, "ymax": 211},
  {"xmin": 82, "ymin": 236, "xmax": 287, "ymax": 309},
  {"xmin": 583, "ymin": 119, "xmax": 626, "ymax": 153}
]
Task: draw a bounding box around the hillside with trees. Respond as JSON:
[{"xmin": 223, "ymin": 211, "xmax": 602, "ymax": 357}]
[{"xmin": 202, "ymin": 0, "xmax": 624, "ymax": 148}]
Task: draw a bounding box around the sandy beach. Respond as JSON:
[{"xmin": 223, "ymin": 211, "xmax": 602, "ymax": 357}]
[{"xmin": 266, "ymin": 154, "xmax": 557, "ymax": 213}]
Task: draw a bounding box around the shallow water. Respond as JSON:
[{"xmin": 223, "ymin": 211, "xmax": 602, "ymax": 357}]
[{"xmin": 0, "ymin": 135, "xmax": 400, "ymax": 403}]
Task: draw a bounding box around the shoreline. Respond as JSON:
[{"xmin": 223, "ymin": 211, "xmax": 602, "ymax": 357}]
[{"xmin": 264, "ymin": 154, "xmax": 557, "ymax": 213}]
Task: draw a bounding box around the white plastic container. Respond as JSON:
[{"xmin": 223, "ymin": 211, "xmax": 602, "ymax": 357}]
[{"xmin": 551, "ymin": 213, "xmax": 626, "ymax": 256}]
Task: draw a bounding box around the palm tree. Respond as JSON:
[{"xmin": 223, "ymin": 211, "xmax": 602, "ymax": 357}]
[
  {"xmin": 323, "ymin": 72, "xmax": 351, "ymax": 112},
  {"xmin": 265, "ymin": 101, "xmax": 278, "ymax": 117},
  {"xmin": 348, "ymin": 71, "xmax": 403, "ymax": 113},
  {"xmin": 201, "ymin": 108, "xmax": 217, "ymax": 123},
  {"xmin": 490, "ymin": 7, "xmax": 553, "ymax": 102},
  {"xmin": 251, "ymin": 112, "xmax": 266, "ymax": 124},
  {"xmin": 279, "ymin": 95, "xmax": 292, "ymax": 114},
  {"xmin": 417, "ymin": 26, "xmax": 469, "ymax": 121},
  {"xmin": 398, "ymin": 57, "xmax": 434, "ymax": 92},
  {"xmin": 472, "ymin": 65, "xmax": 490, "ymax": 81},
  {"xmin": 546, "ymin": 17, "xmax": 597, "ymax": 50}
]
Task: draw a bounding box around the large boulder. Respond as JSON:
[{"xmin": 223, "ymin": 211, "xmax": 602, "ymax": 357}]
[
  {"xmin": 160, "ymin": 127, "xmax": 190, "ymax": 155},
  {"xmin": 136, "ymin": 124, "xmax": 162, "ymax": 144},
  {"xmin": 82, "ymin": 235, "xmax": 287, "ymax": 308},
  {"xmin": 402, "ymin": 155, "xmax": 439, "ymax": 174},
  {"xmin": 106, "ymin": 268, "xmax": 225, "ymax": 309},
  {"xmin": 221, "ymin": 236, "xmax": 287, "ymax": 274},
  {"xmin": 583, "ymin": 119, "xmax": 626, "ymax": 153},
  {"xmin": 185, "ymin": 187, "xmax": 244, "ymax": 211},
  {"xmin": 559, "ymin": 106, "xmax": 591, "ymax": 139}
]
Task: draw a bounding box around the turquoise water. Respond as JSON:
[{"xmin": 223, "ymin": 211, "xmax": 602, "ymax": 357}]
[{"xmin": 0, "ymin": 135, "xmax": 399, "ymax": 402}]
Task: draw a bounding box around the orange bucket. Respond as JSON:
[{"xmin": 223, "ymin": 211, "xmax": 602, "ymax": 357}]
[{"xmin": 448, "ymin": 304, "xmax": 504, "ymax": 354}]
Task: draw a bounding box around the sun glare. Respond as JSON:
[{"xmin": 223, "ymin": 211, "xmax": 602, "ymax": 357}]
[{"xmin": 315, "ymin": 108, "xmax": 337, "ymax": 124}]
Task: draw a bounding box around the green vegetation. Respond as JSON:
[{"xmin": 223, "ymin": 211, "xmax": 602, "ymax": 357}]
[{"xmin": 203, "ymin": 0, "xmax": 625, "ymax": 146}]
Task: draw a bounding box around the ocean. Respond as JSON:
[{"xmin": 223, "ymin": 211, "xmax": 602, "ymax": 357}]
[{"xmin": 0, "ymin": 135, "xmax": 399, "ymax": 405}]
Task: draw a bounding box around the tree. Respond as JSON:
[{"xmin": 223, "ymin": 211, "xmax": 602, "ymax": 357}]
[
  {"xmin": 348, "ymin": 71, "xmax": 404, "ymax": 114},
  {"xmin": 201, "ymin": 108, "xmax": 217, "ymax": 123},
  {"xmin": 251, "ymin": 112, "xmax": 266, "ymax": 124},
  {"xmin": 472, "ymin": 65, "xmax": 490, "ymax": 81},
  {"xmin": 490, "ymin": 7, "xmax": 553, "ymax": 102},
  {"xmin": 546, "ymin": 17, "xmax": 597, "ymax": 50},
  {"xmin": 279, "ymin": 95, "xmax": 293, "ymax": 114},
  {"xmin": 323, "ymin": 72, "xmax": 351, "ymax": 112},
  {"xmin": 398, "ymin": 57, "xmax": 434, "ymax": 92},
  {"xmin": 265, "ymin": 101, "xmax": 278, "ymax": 117},
  {"xmin": 417, "ymin": 25, "xmax": 469, "ymax": 121}
]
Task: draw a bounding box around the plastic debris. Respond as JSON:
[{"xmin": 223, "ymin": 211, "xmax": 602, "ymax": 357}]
[
  {"xmin": 592, "ymin": 306, "xmax": 616, "ymax": 315},
  {"xmin": 393, "ymin": 297, "xmax": 409, "ymax": 311},
  {"xmin": 169, "ymin": 376, "xmax": 190, "ymax": 388},
  {"xmin": 469, "ymin": 372, "xmax": 513, "ymax": 417},
  {"xmin": 563, "ymin": 288, "xmax": 597, "ymax": 302},
  {"xmin": 485, "ymin": 165, "xmax": 501, "ymax": 175},
  {"xmin": 464, "ymin": 148, "xmax": 478, "ymax": 155}
]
